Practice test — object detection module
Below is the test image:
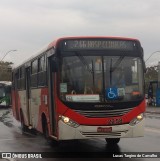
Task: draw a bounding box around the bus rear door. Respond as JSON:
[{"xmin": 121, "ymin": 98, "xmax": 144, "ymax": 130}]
[{"xmin": 25, "ymin": 67, "xmax": 31, "ymax": 126}]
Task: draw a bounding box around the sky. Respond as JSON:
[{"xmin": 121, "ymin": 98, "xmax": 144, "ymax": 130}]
[{"xmin": 1, "ymin": 0, "xmax": 160, "ymax": 67}]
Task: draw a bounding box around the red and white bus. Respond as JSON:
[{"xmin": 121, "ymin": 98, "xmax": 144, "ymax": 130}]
[{"xmin": 12, "ymin": 36, "xmax": 146, "ymax": 145}]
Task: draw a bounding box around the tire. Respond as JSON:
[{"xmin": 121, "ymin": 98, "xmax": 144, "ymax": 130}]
[
  {"xmin": 43, "ymin": 119, "xmax": 49, "ymax": 140},
  {"xmin": 20, "ymin": 110, "xmax": 27, "ymax": 134},
  {"xmin": 43, "ymin": 118, "xmax": 59, "ymax": 146},
  {"xmin": 105, "ymin": 138, "xmax": 120, "ymax": 145},
  {"xmin": 43, "ymin": 118, "xmax": 52, "ymax": 144}
]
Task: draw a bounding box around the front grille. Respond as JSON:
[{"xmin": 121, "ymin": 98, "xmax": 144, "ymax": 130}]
[
  {"xmin": 80, "ymin": 130, "xmax": 128, "ymax": 137},
  {"xmin": 74, "ymin": 107, "xmax": 133, "ymax": 118}
]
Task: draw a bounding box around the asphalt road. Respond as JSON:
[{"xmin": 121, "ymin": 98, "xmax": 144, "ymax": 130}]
[{"xmin": 0, "ymin": 108, "xmax": 160, "ymax": 161}]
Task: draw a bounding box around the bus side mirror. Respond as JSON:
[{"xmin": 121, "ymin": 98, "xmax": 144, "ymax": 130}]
[
  {"xmin": 143, "ymin": 60, "xmax": 146, "ymax": 73},
  {"xmin": 51, "ymin": 57, "xmax": 58, "ymax": 72}
]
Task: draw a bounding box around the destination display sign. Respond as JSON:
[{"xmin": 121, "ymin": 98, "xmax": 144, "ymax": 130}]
[{"xmin": 63, "ymin": 40, "xmax": 136, "ymax": 50}]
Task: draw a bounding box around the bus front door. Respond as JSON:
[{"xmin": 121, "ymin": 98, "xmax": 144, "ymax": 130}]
[{"xmin": 48, "ymin": 57, "xmax": 57, "ymax": 136}]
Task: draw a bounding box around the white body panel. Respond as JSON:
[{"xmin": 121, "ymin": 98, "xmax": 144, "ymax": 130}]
[
  {"xmin": 30, "ymin": 89, "xmax": 41, "ymax": 128},
  {"xmin": 58, "ymin": 118, "xmax": 145, "ymax": 140},
  {"xmin": 19, "ymin": 90, "xmax": 28, "ymax": 124},
  {"xmin": 18, "ymin": 89, "xmax": 41, "ymax": 128}
]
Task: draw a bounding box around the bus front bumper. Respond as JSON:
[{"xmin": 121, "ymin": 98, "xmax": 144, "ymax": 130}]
[{"xmin": 58, "ymin": 118, "xmax": 145, "ymax": 140}]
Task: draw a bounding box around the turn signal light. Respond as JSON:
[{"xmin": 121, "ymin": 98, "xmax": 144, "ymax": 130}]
[
  {"xmin": 59, "ymin": 115, "xmax": 79, "ymax": 128},
  {"xmin": 129, "ymin": 113, "xmax": 144, "ymax": 126}
]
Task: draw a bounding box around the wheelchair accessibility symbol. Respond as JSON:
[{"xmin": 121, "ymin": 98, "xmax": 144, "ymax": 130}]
[{"xmin": 106, "ymin": 87, "xmax": 118, "ymax": 100}]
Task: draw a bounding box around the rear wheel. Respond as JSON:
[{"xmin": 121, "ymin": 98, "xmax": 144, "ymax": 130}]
[
  {"xmin": 20, "ymin": 110, "xmax": 27, "ymax": 134},
  {"xmin": 105, "ymin": 138, "xmax": 120, "ymax": 145},
  {"xmin": 43, "ymin": 118, "xmax": 50, "ymax": 141}
]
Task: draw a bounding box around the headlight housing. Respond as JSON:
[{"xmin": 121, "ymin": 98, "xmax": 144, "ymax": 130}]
[
  {"xmin": 129, "ymin": 113, "xmax": 144, "ymax": 126},
  {"xmin": 59, "ymin": 115, "xmax": 79, "ymax": 128}
]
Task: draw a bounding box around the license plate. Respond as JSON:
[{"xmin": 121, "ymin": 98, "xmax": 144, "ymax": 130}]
[{"xmin": 97, "ymin": 127, "xmax": 112, "ymax": 133}]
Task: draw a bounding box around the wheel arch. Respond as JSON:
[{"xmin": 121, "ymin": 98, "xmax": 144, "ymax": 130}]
[{"xmin": 41, "ymin": 112, "xmax": 47, "ymax": 133}]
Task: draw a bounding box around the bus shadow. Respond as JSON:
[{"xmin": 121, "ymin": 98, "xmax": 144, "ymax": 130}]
[{"xmin": 49, "ymin": 139, "xmax": 121, "ymax": 158}]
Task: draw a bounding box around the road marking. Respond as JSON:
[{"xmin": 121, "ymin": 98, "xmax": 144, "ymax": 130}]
[
  {"xmin": 146, "ymin": 113, "xmax": 160, "ymax": 119},
  {"xmin": 0, "ymin": 138, "xmax": 39, "ymax": 141},
  {"xmin": 145, "ymin": 127, "xmax": 160, "ymax": 134}
]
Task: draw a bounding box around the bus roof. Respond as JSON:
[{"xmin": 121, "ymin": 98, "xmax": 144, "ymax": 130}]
[
  {"xmin": 13, "ymin": 36, "xmax": 141, "ymax": 69},
  {"xmin": 48, "ymin": 36, "xmax": 140, "ymax": 49}
]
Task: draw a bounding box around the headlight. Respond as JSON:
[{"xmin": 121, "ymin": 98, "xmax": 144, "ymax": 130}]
[
  {"xmin": 60, "ymin": 115, "xmax": 79, "ymax": 128},
  {"xmin": 129, "ymin": 113, "xmax": 144, "ymax": 126}
]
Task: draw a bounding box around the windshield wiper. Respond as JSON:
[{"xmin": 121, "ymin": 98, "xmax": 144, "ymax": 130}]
[
  {"xmin": 110, "ymin": 56, "xmax": 124, "ymax": 86},
  {"xmin": 75, "ymin": 52, "xmax": 93, "ymax": 74},
  {"xmin": 75, "ymin": 52, "xmax": 95, "ymax": 93},
  {"xmin": 110, "ymin": 56, "xmax": 124, "ymax": 73}
]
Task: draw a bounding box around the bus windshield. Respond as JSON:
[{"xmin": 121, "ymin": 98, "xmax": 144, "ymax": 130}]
[{"xmin": 60, "ymin": 55, "xmax": 144, "ymax": 103}]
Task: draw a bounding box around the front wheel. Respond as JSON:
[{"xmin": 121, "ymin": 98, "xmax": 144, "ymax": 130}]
[
  {"xmin": 43, "ymin": 119, "xmax": 58, "ymax": 146},
  {"xmin": 105, "ymin": 138, "xmax": 120, "ymax": 145},
  {"xmin": 43, "ymin": 119, "xmax": 50, "ymax": 142}
]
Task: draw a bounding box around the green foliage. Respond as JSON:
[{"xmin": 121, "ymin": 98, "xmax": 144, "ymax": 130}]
[
  {"xmin": 145, "ymin": 66, "xmax": 158, "ymax": 82},
  {"xmin": 145, "ymin": 65, "xmax": 158, "ymax": 94},
  {"xmin": 0, "ymin": 61, "xmax": 13, "ymax": 81}
]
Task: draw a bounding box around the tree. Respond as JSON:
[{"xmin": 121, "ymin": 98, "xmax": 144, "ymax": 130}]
[
  {"xmin": 145, "ymin": 66, "xmax": 158, "ymax": 81},
  {"xmin": 0, "ymin": 61, "xmax": 13, "ymax": 81},
  {"xmin": 145, "ymin": 65, "xmax": 158, "ymax": 95}
]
